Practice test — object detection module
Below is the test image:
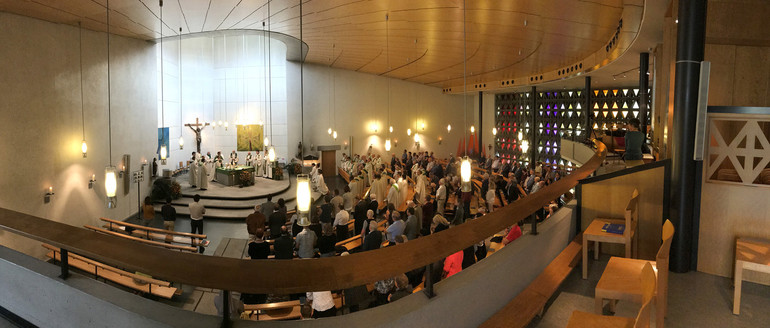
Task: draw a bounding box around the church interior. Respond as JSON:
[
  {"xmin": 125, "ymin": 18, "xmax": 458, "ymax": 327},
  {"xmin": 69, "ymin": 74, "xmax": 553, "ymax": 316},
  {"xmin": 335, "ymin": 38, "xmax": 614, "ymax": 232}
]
[{"xmin": 1, "ymin": 0, "xmax": 770, "ymax": 327}]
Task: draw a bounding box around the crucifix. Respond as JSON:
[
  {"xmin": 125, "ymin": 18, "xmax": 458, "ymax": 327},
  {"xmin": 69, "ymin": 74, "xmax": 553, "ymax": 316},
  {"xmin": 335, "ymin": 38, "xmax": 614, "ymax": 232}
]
[{"xmin": 185, "ymin": 117, "xmax": 210, "ymax": 153}]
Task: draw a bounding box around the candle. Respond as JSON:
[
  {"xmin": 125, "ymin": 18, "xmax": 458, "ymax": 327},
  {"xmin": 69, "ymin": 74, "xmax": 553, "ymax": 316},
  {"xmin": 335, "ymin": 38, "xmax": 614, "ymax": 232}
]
[
  {"xmin": 91, "ymin": 174, "xmax": 96, "ymax": 181},
  {"xmin": 48, "ymin": 186, "xmax": 53, "ymax": 194}
]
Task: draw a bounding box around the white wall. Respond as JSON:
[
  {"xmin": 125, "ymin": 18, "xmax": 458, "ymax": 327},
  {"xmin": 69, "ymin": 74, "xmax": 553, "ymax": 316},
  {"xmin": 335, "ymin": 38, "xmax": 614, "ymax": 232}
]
[
  {"xmin": 157, "ymin": 33, "xmax": 289, "ymax": 168},
  {"xmin": 287, "ymin": 62, "xmax": 477, "ymax": 162},
  {"xmin": 0, "ymin": 13, "xmax": 157, "ymax": 257}
]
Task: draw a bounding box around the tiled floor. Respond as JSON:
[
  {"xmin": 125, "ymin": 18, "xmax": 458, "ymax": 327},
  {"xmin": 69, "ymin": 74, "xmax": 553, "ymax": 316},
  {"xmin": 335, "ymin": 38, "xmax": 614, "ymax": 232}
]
[{"xmin": 530, "ymin": 253, "xmax": 770, "ymax": 328}]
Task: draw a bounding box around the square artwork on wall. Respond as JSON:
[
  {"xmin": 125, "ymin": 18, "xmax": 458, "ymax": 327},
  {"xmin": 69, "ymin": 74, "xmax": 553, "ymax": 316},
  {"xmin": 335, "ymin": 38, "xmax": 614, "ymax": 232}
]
[
  {"xmin": 157, "ymin": 127, "xmax": 169, "ymax": 156},
  {"xmin": 237, "ymin": 124, "xmax": 264, "ymax": 151}
]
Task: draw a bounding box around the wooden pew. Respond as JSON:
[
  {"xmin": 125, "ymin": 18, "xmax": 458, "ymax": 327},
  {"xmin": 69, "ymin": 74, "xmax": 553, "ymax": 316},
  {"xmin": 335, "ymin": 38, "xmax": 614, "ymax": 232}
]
[
  {"xmin": 479, "ymin": 234, "xmax": 583, "ymax": 328},
  {"xmin": 84, "ymin": 225, "xmax": 198, "ymax": 252},
  {"xmin": 100, "ymin": 217, "xmax": 208, "ymax": 248},
  {"xmin": 244, "ymin": 294, "xmax": 342, "ymax": 321},
  {"xmin": 43, "ymin": 244, "xmax": 178, "ymax": 299}
]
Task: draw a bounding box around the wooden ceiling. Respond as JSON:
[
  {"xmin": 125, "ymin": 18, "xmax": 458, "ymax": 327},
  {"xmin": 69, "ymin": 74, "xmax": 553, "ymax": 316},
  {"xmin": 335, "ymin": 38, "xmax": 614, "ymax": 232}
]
[{"xmin": 0, "ymin": 0, "xmax": 628, "ymax": 89}]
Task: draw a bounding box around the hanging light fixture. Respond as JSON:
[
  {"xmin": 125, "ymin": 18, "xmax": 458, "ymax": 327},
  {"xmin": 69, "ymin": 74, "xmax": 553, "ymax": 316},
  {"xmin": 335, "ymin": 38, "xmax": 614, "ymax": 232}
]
[
  {"xmin": 105, "ymin": 0, "xmax": 117, "ymax": 208},
  {"xmin": 470, "ymin": 125, "xmax": 475, "ymax": 133},
  {"xmin": 328, "ymin": 127, "xmax": 332, "ymax": 135},
  {"xmin": 178, "ymin": 27, "xmax": 184, "ymax": 150},
  {"xmin": 266, "ymin": 2, "xmax": 276, "ymax": 162},
  {"xmin": 447, "ymin": 124, "xmax": 452, "ymax": 132},
  {"xmin": 384, "ymin": 13, "xmax": 392, "ymax": 153},
  {"xmin": 296, "ymin": 174, "xmax": 311, "ymax": 226},
  {"xmin": 492, "ymin": 127, "xmax": 497, "ymax": 135},
  {"xmin": 77, "ymin": 22, "xmax": 88, "ymax": 158},
  {"xmin": 332, "ymin": 130, "xmax": 338, "ymax": 140},
  {"xmin": 158, "ymin": 0, "xmax": 168, "ymax": 165},
  {"xmin": 460, "ymin": 0, "xmax": 472, "ymax": 189},
  {"xmin": 407, "ymin": 128, "xmax": 412, "ymax": 136}
]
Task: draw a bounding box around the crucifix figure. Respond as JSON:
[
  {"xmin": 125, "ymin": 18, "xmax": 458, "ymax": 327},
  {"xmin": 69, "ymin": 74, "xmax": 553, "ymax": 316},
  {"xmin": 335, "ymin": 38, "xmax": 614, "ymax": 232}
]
[{"xmin": 185, "ymin": 117, "xmax": 210, "ymax": 153}]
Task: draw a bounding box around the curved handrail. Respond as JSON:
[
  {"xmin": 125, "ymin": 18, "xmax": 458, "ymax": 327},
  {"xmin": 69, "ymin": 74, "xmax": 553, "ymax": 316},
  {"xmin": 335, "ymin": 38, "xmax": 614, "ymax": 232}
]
[{"xmin": 0, "ymin": 143, "xmax": 605, "ymax": 294}]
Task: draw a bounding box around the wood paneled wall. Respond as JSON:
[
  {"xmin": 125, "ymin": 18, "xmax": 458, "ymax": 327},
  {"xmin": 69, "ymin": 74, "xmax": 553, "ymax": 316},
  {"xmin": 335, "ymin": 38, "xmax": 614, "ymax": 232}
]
[{"xmin": 580, "ymin": 165, "xmax": 667, "ymax": 260}]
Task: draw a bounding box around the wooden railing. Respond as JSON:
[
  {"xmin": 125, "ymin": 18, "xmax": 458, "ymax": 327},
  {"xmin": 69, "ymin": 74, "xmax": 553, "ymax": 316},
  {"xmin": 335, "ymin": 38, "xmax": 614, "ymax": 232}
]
[{"xmin": 0, "ymin": 142, "xmax": 605, "ymax": 296}]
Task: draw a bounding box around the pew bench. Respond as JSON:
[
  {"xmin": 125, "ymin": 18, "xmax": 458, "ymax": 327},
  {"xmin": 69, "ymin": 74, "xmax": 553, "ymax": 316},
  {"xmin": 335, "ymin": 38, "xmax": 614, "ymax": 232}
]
[
  {"xmin": 479, "ymin": 234, "xmax": 583, "ymax": 328},
  {"xmin": 42, "ymin": 244, "xmax": 178, "ymax": 299},
  {"xmin": 100, "ymin": 217, "xmax": 208, "ymax": 248},
  {"xmin": 244, "ymin": 294, "xmax": 343, "ymax": 321},
  {"xmin": 84, "ymin": 225, "xmax": 198, "ymax": 253}
]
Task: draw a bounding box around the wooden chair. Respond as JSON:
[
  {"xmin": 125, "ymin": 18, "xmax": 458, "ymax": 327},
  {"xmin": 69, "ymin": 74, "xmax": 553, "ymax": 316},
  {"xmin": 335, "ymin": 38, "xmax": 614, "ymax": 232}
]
[
  {"xmin": 583, "ymin": 188, "xmax": 639, "ymax": 279},
  {"xmin": 595, "ymin": 220, "xmax": 674, "ymax": 328},
  {"xmin": 567, "ymin": 262, "xmax": 656, "ymax": 328}
]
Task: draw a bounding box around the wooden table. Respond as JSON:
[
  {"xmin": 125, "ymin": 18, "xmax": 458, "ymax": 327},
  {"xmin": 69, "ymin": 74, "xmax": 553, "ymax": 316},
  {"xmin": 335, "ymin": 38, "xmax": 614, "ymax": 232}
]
[
  {"xmin": 583, "ymin": 218, "xmax": 628, "ymax": 279},
  {"xmin": 734, "ymin": 238, "xmax": 770, "ymax": 315}
]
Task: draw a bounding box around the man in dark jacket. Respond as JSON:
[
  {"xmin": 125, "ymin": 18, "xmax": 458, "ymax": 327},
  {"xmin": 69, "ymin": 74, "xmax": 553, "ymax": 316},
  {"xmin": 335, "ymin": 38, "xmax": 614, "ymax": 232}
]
[
  {"xmin": 354, "ymin": 196, "xmax": 369, "ymax": 236},
  {"xmin": 273, "ymin": 227, "xmax": 295, "ymax": 259},
  {"xmin": 268, "ymin": 208, "xmax": 286, "ymax": 239}
]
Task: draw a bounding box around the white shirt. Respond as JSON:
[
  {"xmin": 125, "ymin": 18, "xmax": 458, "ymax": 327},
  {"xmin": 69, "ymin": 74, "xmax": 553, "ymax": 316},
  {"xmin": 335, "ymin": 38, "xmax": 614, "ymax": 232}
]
[
  {"xmin": 306, "ymin": 291, "xmax": 335, "ymax": 312},
  {"xmin": 334, "ymin": 210, "xmax": 350, "ymax": 226},
  {"xmin": 189, "ymin": 202, "xmax": 206, "ymax": 220},
  {"xmin": 437, "ymin": 184, "xmax": 447, "ymax": 201}
]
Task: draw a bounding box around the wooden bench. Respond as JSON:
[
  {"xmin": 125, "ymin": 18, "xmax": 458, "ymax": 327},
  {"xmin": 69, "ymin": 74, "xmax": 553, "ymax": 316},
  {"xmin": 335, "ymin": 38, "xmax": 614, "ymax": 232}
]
[
  {"xmin": 100, "ymin": 217, "xmax": 208, "ymax": 248},
  {"xmin": 42, "ymin": 244, "xmax": 178, "ymax": 299},
  {"xmin": 84, "ymin": 225, "xmax": 198, "ymax": 252},
  {"xmin": 244, "ymin": 294, "xmax": 342, "ymax": 321},
  {"xmin": 480, "ymin": 234, "xmax": 583, "ymax": 328}
]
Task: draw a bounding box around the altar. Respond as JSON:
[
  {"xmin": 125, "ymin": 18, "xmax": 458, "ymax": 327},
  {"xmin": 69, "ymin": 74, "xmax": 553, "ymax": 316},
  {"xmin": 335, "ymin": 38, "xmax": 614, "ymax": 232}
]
[{"xmin": 215, "ymin": 166, "xmax": 255, "ymax": 186}]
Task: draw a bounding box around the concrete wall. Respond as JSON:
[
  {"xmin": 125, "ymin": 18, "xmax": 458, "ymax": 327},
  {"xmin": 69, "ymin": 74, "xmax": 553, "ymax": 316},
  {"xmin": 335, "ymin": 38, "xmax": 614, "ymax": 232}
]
[
  {"xmin": 0, "ymin": 203, "xmax": 577, "ymax": 327},
  {"xmin": 286, "ymin": 62, "xmax": 477, "ymax": 163},
  {"xmin": 0, "ymin": 13, "xmax": 157, "ymax": 258}
]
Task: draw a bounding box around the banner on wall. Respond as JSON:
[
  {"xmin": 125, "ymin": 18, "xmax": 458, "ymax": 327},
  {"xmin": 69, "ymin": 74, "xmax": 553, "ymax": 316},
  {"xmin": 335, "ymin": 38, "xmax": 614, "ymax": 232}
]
[
  {"xmin": 237, "ymin": 124, "xmax": 264, "ymax": 151},
  {"xmin": 157, "ymin": 127, "xmax": 169, "ymax": 157}
]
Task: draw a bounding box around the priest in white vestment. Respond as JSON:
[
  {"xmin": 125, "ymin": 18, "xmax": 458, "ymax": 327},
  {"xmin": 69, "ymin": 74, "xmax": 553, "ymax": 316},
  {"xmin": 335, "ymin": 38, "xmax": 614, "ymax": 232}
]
[
  {"xmin": 198, "ymin": 158, "xmax": 208, "ymax": 190},
  {"xmin": 415, "ymin": 170, "xmax": 428, "ymax": 204},
  {"xmin": 189, "ymin": 152, "xmax": 199, "ymax": 188},
  {"xmin": 397, "ymin": 174, "xmax": 409, "ymax": 207},
  {"xmin": 387, "ymin": 179, "xmax": 400, "ymax": 209}
]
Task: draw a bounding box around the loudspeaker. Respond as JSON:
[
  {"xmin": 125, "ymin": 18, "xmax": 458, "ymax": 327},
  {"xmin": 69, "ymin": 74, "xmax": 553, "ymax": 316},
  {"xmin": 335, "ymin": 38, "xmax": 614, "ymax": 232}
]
[{"xmin": 693, "ymin": 61, "xmax": 711, "ymax": 161}]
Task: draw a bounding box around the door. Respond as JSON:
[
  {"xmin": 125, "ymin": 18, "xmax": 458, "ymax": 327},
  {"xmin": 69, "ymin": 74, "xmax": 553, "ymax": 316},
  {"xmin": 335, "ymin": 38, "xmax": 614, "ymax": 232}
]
[{"xmin": 322, "ymin": 150, "xmax": 336, "ymax": 178}]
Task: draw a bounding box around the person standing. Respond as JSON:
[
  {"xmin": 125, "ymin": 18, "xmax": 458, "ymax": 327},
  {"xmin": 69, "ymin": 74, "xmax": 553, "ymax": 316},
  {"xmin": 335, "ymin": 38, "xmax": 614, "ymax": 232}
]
[
  {"xmin": 268, "ymin": 207, "xmax": 286, "ymax": 239},
  {"xmin": 189, "ymin": 194, "xmax": 206, "ymax": 253},
  {"xmin": 624, "ymin": 118, "xmax": 645, "ymax": 168},
  {"xmin": 273, "ymin": 227, "xmax": 295, "ymax": 259},
  {"xmin": 189, "ymin": 152, "xmax": 198, "ymax": 188},
  {"xmin": 197, "ymin": 157, "xmax": 208, "ymax": 190},
  {"xmin": 161, "ymin": 197, "xmax": 176, "ymax": 231},
  {"xmin": 246, "ymin": 205, "xmax": 266, "ymax": 240},
  {"xmin": 142, "ymin": 196, "xmax": 155, "ymax": 227},
  {"xmin": 261, "ymin": 196, "xmax": 275, "ymax": 219},
  {"xmin": 436, "ymin": 179, "xmax": 447, "ymax": 216},
  {"xmin": 296, "ymin": 224, "xmax": 318, "ymax": 259}
]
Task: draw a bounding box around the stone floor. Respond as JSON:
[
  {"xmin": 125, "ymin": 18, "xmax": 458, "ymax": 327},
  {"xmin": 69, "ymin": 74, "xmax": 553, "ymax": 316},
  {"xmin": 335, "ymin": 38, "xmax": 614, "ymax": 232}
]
[{"xmin": 529, "ymin": 253, "xmax": 770, "ymax": 328}]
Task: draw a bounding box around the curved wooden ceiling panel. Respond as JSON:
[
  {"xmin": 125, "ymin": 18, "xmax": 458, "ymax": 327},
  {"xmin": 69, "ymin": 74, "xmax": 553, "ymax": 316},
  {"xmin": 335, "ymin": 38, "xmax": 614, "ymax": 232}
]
[{"xmin": 0, "ymin": 0, "xmax": 628, "ymax": 89}]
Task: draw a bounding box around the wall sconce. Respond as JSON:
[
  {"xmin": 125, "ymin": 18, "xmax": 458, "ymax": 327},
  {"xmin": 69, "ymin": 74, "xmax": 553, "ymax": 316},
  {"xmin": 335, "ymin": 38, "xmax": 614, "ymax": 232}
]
[
  {"xmin": 447, "ymin": 124, "xmax": 452, "ymax": 133},
  {"xmin": 421, "ymin": 122, "xmax": 425, "ymax": 131},
  {"xmin": 81, "ymin": 140, "xmax": 88, "ymax": 158},
  {"xmin": 470, "ymin": 126, "xmax": 475, "ymax": 133},
  {"xmin": 89, "ymin": 174, "xmax": 96, "ymax": 189},
  {"xmin": 119, "ymin": 164, "xmax": 127, "ymax": 178},
  {"xmin": 407, "ymin": 128, "xmax": 412, "ymax": 136},
  {"xmin": 438, "ymin": 137, "xmax": 442, "ymax": 145},
  {"xmin": 141, "ymin": 159, "xmax": 148, "ymax": 170},
  {"xmin": 44, "ymin": 186, "xmax": 54, "ymax": 203},
  {"xmin": 343, "ymin": 141, "xmax": 349, "ymax": 150},
  {"xmin": 394, "ymin": 139, "xmax": 398, "ymax": 148}
]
